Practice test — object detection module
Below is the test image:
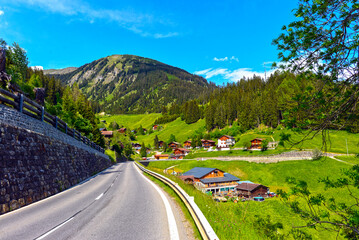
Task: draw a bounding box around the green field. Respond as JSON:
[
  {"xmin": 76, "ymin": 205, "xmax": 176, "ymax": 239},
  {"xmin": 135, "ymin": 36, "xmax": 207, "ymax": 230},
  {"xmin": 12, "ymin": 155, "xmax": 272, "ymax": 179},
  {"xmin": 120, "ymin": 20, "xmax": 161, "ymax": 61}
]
[{"xmin": 146, "ymin": 157, "xmax": 358, "ymax": 239}]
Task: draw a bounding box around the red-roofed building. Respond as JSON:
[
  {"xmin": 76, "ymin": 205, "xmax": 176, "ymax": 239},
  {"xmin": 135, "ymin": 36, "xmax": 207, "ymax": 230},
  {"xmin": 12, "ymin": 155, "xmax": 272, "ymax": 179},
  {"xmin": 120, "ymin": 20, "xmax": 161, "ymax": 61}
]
[
  {"xmin": 250, "ymin": 138, "xmax": 264, "ymax": 149},
  {"xmin": 202, "ymin": 139, "xmax": 216, "ymax": 148},
  {"xmin": 217, "ymin": 135, "xmax": 235, "ymax": 148},
  {"xmin": 184, "ymin": 140, "xmax": 192, "ymax": 149},
  {"xmin": 101, "ymin": 131, "xmax": 113, "ymax": 138},
  {"xmin": 173, "ymin": 148, "xmax": 190, "ymax": 159}
]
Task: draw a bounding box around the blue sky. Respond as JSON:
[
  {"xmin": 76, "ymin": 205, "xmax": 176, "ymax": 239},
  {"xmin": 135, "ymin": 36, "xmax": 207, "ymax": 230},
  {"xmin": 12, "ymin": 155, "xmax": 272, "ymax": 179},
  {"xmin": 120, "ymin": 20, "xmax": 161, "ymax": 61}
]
[{"xmin": 0, "ymin": 0, "xmax": 298, "ymax": 85}]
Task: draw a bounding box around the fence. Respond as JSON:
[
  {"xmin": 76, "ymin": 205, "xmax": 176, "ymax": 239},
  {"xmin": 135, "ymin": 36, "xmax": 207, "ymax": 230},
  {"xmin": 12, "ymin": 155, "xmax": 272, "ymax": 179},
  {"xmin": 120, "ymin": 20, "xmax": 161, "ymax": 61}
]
[{"xmin": 0, "ymin": 88, "xmax": 105, "ymax": 153}]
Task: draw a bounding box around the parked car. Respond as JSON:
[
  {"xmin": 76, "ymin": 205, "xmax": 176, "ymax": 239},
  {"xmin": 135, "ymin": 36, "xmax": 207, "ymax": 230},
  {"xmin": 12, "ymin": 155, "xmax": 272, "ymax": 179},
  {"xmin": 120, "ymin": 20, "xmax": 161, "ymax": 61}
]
[
  {"xmin": 268, "ymin": 192, "xmax": 276, "ymax": 197},
  {"xmin": 253, "ymin": 197, "xmax": 265, "ymax": 202}
]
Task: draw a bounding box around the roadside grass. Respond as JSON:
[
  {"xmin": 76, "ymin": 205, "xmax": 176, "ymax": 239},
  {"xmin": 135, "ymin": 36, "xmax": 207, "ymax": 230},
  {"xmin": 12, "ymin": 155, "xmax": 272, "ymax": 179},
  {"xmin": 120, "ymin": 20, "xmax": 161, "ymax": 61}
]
[
  {"xmin": 142, "ymin": 172, "xmax": 202, "ymax": 240},
  {"xmin": 145, "ymin": 157, "xmax": 356, "ymax": 239},
  {"xmin": 335, "ymin": 155, "xmax": 359, "ymax": 165},
  {"xmin": 105, "ymin": 149, "xmax": 116, "ymax": 163}
]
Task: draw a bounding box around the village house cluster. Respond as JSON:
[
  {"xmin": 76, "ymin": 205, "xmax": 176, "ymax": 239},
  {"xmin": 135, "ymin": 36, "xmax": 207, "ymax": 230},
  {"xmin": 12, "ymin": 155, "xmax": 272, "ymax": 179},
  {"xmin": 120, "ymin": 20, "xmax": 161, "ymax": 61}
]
[
  {"xmin": 99, "ymin": 123, "xmax": 277, "ymax": 160},
  {"xmin": 179, "ymin": 167, "xmax": 271, "ymax": 200}
]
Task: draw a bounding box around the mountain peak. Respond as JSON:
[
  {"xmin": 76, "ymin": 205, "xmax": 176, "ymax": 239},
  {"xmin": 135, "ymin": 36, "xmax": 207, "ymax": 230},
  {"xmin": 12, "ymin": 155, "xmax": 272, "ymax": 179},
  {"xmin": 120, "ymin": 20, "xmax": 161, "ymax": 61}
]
[{"xmin": 46, "ymin": 55, "xmax": 215, "ymax": 114}]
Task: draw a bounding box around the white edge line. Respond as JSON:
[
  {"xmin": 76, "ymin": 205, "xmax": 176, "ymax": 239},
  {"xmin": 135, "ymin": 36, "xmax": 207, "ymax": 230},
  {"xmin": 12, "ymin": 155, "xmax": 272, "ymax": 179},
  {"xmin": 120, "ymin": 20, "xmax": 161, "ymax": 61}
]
[
  {"xmin": 134, "ymin": 163, "xmax": 180, "ymax": 240},
  {"xmin": 36, "ymin": 217, "xmax": 74, "ymax": 240},
  {"xmin": 95, "ymin": 193, "xmax": 104, "ymax": 200}
]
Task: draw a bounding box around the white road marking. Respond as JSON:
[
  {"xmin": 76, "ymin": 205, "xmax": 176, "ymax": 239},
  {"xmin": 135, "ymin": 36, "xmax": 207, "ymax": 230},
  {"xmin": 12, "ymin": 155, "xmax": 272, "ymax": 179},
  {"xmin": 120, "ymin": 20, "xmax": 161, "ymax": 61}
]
[
  {"xmin": 36, "ymin": 217, "xmax": 74, "ymax": 240},
  {"xmin": 95, "ymin": 193, "xmax": 104, "ymax": 200},
  {"xmin": 134, "ymin": 163, "xmax": 180, "ymax": 240},
  {"xmin": 111, "ymin": 183, "xmax": 114, "ymax": 187}
]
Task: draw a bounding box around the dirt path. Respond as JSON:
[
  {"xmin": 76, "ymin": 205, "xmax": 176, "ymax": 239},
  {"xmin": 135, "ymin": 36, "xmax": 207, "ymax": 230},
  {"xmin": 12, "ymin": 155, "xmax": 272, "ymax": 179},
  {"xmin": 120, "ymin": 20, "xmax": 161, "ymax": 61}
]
[{"xmin": 197, "ymin": 151, "xmax": 348, "ymax": 163}]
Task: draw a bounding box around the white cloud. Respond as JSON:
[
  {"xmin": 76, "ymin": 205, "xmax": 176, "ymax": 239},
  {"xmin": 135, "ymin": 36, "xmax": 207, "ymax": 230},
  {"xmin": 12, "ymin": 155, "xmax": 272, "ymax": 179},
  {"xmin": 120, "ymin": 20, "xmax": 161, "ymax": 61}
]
[
  {"xmin": 213, "ymin": 57, "xmax": 228, "ymax": 62},
  {"xmin": 194, "ymin": 67, "xmax": 276, "ymax": 82},
  {"xmin": 0, "ymin": 10, "xmax": 4, "ymax": 16},
  {"xmin": 230, "ymin": 56, "xmax": 239, "ymax": 62},
  {"xmin": 7, "ymin": 0, "xmax": 177, "ymax": 38},
  {"xmin": 213, "ymin": 56, "xmax": 239, "ymax": 63}
]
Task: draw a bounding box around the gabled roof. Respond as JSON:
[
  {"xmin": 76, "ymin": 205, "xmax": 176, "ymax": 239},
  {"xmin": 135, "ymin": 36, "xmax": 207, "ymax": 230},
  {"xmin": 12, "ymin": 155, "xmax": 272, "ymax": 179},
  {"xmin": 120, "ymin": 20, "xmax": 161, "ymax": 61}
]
[
  {"xmin": 250, "ymin": 138, "xmax": 264, "ymax": 142},
  {"xmin": 184, "ymin": 140, "xmax": 192, "ymax": 143},
  {"xmin": 174, "ymin": 148, "xmax": 190, "ymax": 153},
  {"xmin": 200, "ymin": 173, "xmax": 240, "ymax": 184},
  {"xmin": 169, "ymin": 141, "xmax": 181, "ymax": 145},
  {"xmin": 202, "ymin": 139, "xmax": 215, "ymax": 143},
  {"xmin": 219, "ymin": 135, "xmax": 234, "ymax": 140},
  {"xmin": 101, "ymin": 131, "xmax": 113, "ymax": 136},
  {"xmin": 182, "ymin": 167, "xmax": 217, "ymax": 178},
  {"xmin": 236, "ymin": 182, "xmax": 267, "ymax": 192}
]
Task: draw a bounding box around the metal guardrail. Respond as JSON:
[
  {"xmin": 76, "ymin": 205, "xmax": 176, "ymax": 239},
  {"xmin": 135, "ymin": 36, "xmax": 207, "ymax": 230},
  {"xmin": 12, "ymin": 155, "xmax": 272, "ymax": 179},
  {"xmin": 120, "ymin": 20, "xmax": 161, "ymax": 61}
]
[
  {"xmin": 0, "ymin": 88, "xmax": 105, "ymax": 153},
  {"xmin": 134, "ymin": 162, "xmax": 219, "ymax": 240}
]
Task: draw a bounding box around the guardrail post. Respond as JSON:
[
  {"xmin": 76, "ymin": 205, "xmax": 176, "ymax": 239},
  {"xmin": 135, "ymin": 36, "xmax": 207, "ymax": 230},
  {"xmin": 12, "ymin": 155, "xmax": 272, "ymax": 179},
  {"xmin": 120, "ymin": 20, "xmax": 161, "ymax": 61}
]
[
  {"xmin": 54, "ymin": 116, "xmax": 58, "ymax": 129},
  {"xmin": 41, "ymin": 107, "xmax": 44, "ymax": 121},
  {"xmin": 18, "ymin": 94, "xmax": 23, "ymax": 113},
  {"xmin": 65, "ymin": 123, "xmax": 68, "ymax": 134}
]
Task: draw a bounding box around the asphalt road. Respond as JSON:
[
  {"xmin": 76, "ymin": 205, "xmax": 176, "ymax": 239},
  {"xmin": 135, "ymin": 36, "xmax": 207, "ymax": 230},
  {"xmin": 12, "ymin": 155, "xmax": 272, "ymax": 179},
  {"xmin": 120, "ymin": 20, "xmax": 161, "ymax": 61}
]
[{"xmin": 0, "ymin": 162, "xmax": 192, "ymax": 240}]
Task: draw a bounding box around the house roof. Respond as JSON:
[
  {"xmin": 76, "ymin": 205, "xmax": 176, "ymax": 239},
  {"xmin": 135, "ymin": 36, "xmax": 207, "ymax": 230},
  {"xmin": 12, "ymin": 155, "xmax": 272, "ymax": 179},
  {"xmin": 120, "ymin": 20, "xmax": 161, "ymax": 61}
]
[
  {"xmin": 236, "ymin": 182, "xmax": 267, "ymax": 192},
  {"xmin": 174, "ymin": 148, "xmax": 190, "ymax": 153},
  {"xmin": 184, "ymin": 140, "xmax": 192, "ymax": 143},
  {"xmin": 202, "ymin": 139, "xmax": 215, "ymax": 143},
  {"xmin": 169, "ymin": 142, "xmax": 181, "ymax": 145},
  {"xmin": 200, "ymin": 173, "xmax": 240, "ymax": 184},
  {"xmin": 101, "ymin": 131, "xmax": 113, "ymax": 136},
  {"xmin": 250, "ymin": 138, "xmax": 264, "ymax": 142},
  {"xmin": 219, "ymin": 135, "xmax": 234, "ymax": 140},
  {"xmin": 182, "ymin": 167, "xmax": 217, "ymax": 178}
]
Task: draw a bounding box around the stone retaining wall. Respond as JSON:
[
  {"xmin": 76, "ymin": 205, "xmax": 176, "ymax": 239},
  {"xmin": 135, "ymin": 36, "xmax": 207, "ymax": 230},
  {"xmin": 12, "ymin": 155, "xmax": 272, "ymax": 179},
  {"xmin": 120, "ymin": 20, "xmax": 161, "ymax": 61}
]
[{"xmin": 0, "ymin": 105, "xmax": 111, "ymax": 214}]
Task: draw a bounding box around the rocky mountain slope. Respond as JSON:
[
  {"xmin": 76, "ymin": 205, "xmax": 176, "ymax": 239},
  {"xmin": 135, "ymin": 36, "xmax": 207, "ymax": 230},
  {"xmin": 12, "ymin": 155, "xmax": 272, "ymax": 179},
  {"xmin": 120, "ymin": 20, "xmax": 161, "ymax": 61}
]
[{"xmin": 47, "ymin": 55, "xmax": 215, "ymax": 113}]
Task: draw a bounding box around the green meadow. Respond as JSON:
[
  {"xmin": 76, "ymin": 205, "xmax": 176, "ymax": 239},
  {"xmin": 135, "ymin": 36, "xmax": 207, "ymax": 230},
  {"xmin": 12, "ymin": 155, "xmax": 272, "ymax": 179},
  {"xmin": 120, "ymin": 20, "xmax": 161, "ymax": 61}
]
[{"xmin": 146, "ymin": 157, "xmax": 359, "ymax": 239}]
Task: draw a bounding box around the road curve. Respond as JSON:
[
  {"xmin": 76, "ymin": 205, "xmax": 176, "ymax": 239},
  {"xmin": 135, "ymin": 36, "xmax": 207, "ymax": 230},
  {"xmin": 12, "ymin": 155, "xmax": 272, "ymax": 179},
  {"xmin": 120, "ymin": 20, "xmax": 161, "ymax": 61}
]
[{"xmin": 0, "ymin": 162, "xmax": 193, "ymax": 240}]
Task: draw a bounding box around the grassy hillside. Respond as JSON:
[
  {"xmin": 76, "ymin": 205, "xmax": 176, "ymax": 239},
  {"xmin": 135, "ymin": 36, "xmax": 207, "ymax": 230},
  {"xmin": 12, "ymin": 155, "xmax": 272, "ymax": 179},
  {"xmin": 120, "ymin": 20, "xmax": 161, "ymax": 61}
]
[
  {"xmin": 235, "ymin": 129, "xmax": 359, "ymax": 154},
  {"xmin": 99, "ymin": 114, "xmax": 206, "ymax": 146},
  {"xmin": 147, "ymin": 157, "xmax": 358, "ymax": 239},
  {"xmin": 100, "ymin": 114, "xmax": 359, "ymax": 154},
  {"xmin": 100, "ymin": 113, "xmax": 161, "ymax": 130}
]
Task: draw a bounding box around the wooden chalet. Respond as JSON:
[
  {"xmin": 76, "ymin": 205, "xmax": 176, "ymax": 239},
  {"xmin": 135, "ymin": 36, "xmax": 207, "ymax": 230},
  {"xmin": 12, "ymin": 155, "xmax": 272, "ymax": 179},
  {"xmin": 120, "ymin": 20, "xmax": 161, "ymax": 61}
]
[
  {"xmin": 173, "ymin": 148, "xmax": 190, "ymax": 159},
  {"xmin": 202, "ymin": 139, "xmax": 216, "ymax": 148},
  {"xmin": 154, "ymin": 154, "xmax": 169, "ymax": 160},
  {"xmin": 152, "ymin": 125, "xmax": 159, "ymax": 131},
  {"xmin": 180, "ymin": 167, "xmax": 240, "ymax": 195},
  {"xmin": 158, "ymin": 141, "xmax": 164, "ymax": 148},
  {"xmin": 250, "ymin": 138, "xmax": 264, "ymax": 149},
  {"xmin": 101, "ymin": 131, "xmax": 113, "ymax": 138},
  {"xmin": 132, "ymin": 143, "xmax": 142, "ymax": 150},
  {"xmin": 118, "ymin": 128, "xmax": 127, "ymax": 134},
  {"xmin": 217, "ymin": 135, "xmax": 235, "ymax": 148},
  {"xmin": 236, "ymin": 182, "xmax": 268, "ymax": 198},
  {"xmin": 168, "ymin": 142, "xmax": 181, "ymax": 149},
  {"xmin": 183, "ymin": 140, "xmax": 192, "ymax": 149}
]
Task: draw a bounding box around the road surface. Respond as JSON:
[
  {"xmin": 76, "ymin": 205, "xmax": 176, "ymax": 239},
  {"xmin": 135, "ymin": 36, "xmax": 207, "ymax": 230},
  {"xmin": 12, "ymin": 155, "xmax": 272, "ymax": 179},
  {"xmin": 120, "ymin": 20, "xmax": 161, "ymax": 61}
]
[{"xmin": 0, "ymin": 162, "xmax": 194, "ymax": 240}]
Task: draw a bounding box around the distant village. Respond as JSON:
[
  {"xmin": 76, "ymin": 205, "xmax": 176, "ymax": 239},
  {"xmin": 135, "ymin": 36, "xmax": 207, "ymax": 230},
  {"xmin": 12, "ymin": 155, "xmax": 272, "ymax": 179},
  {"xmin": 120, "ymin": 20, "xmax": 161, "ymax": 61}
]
[
  {"xmin": 99, "ymin": 122, "xmax": 277, "ymax": 201},
  {"xmin": 100, "ymin": 122, "xmax": 278, "ymax": 161}
]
